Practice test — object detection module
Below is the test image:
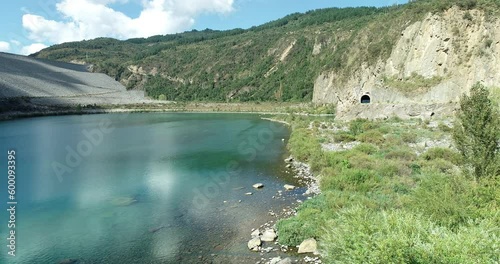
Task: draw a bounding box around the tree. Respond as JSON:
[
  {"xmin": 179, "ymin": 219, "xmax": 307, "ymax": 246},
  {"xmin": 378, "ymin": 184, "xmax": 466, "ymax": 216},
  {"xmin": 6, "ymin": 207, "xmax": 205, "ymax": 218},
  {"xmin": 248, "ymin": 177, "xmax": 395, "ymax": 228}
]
[{"xmin": 453, "ymin": 83, "xmax": 499, "ymax": 180}]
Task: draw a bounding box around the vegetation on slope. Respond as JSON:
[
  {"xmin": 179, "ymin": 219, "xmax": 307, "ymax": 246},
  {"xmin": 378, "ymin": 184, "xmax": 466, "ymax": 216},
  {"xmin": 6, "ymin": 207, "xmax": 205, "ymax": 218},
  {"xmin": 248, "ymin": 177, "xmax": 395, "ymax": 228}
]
[
  {"xmin": 275, "ymin": 83, "xmax": 499, "ymax": 263},
  {"xmin": 33, "ymin": 0, "xmax": 500, "ymax": 102}
]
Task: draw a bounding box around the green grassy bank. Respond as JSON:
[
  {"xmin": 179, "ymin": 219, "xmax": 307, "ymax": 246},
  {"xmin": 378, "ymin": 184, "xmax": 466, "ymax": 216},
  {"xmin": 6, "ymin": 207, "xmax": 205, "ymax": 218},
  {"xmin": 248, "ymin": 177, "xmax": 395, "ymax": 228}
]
[{"xmin": 276, "ymin": 115, "xmax": 499, "ymax": 263}]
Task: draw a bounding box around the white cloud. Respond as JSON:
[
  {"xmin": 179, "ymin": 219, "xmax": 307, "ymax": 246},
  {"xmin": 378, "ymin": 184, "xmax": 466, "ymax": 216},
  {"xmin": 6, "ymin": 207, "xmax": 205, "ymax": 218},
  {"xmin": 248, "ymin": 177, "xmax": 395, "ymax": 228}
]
[
  {"xmin": 20, "ymin": 43, "xmax": 48, "ymax": 55},
  {"xmin": 0, "ymin": 41, "xmax": 10, "ymax": 52},
  {"xmin": 22, "ymin": 0, "xmax": 234, "ymax": 44}
]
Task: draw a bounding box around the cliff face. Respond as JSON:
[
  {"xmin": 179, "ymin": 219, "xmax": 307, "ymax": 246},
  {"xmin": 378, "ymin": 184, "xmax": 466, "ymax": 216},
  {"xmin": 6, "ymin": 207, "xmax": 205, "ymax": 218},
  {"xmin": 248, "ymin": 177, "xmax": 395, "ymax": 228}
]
[{"xmin": 313, "ymin": 7, "xmax": 500, "ymax": 119}]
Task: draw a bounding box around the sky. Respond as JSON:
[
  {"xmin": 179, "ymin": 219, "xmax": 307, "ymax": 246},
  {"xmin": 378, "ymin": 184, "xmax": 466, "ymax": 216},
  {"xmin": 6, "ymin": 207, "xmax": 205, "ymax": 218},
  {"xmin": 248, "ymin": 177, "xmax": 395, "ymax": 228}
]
[{"xmin": 0, "ymin": 0, "xmax": 408, "ymax": 55}]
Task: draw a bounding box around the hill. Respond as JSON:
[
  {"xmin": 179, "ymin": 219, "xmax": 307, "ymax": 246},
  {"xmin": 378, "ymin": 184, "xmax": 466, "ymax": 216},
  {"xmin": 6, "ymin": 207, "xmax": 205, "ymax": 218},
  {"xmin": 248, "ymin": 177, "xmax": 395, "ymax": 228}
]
[{"xmin": 33, "ymin": 0, "xmax": 500, "ymax": 118}]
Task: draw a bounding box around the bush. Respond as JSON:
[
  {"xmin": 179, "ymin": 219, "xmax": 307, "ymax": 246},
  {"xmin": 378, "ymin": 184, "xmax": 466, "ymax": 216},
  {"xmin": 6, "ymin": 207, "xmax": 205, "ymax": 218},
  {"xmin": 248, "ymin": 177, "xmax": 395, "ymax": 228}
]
[
  {"xmin": 421, "ymin": 147, "xmax": 461, "ymax": 164},
  {"xmin": 357, "ymin": 130, "xmax": 385, "ymax": 145},
  {"xmin": 385, "ymin": 148, "xmax": 417, "ymax": 161},
  {"xmin": 333, "ymin": 131, "xmax": 356, "ymax": 142},
  {"xmin": 322, "ymin": 206, "xmax": 499, "ymax": 264},
  {"xmin": 401, "ymin": 132, "xmax": 418, "ymax": 143},
  {"xmin": 410, "ymin": 173, "xmax": 476, "ymax": 228},
  {"xmin": 158, "ymin": 94, "xmax": 167, "ymax": 100},
  {"xmin": 453, "ymin": 83, "xmax": 500, "ymax": 180}
]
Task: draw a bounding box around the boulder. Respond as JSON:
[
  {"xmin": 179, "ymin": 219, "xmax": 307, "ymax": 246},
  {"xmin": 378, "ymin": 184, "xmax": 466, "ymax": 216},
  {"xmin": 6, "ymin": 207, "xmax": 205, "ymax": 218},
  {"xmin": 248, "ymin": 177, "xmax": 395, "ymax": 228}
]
[
  {"xmin": 245, "ymin": 192, "xmax": 253, "ymax": 196},
  {"xmin": 269, "ymin": 257, "xmax": 282, "ymax": 264},
  {"xmin": 298, "ymin": 238, "xmax": 318, "ymax": 254},
  {"xmin": 284, "ymin": 184, "xmax": 296, "ymax": 190},
  {"xmin": 277, "ymin": 258, "xmax": 292, "ymax": 264},
  {"xmin": 247, "ymin": 237, "xmax": 261, "ymax": 251},
  {"xmin": 253, "ymin": 183, "xmax": 264, "ymax": 189},
  {"xmin": 111, "ymin": 197, "xmax": 137, "ymax": 206},
  {"xmin": 261, "ymin": 229, "xmax": 277, "ymax": 242},
  {"xmin": 284, "ymin": 157, "xmax": 294, "ymax": 163}
]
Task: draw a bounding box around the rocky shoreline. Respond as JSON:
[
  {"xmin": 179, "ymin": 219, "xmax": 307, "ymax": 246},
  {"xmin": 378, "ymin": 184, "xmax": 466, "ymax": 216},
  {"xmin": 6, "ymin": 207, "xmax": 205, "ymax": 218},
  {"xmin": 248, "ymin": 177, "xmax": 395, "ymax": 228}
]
[{"xmin": 246, "ymin": 156, "xmax": 322, "ymax": 264}]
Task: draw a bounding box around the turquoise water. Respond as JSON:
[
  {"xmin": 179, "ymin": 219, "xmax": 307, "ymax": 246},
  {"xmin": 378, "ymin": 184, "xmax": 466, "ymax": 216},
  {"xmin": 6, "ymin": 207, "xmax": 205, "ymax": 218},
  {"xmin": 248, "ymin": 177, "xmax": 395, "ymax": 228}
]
[{"xmin": 0, "ymin": 113, "xmax": 300, "ymax": 263}]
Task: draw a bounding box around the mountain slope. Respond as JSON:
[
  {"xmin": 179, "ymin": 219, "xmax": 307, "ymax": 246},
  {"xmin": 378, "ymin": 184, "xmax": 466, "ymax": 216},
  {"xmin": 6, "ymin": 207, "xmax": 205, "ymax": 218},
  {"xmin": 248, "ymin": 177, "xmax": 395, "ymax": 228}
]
[{"xmin": 33, "ymin": 0, "xmax": 500, "ymax": 117}]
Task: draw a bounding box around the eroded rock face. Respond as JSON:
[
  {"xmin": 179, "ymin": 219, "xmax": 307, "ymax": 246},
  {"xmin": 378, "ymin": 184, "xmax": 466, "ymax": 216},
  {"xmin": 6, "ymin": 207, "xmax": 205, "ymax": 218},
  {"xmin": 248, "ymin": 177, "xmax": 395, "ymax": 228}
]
[{"xmin": 313, "ymin": 7, "xmax": 500, "ymax": 120}]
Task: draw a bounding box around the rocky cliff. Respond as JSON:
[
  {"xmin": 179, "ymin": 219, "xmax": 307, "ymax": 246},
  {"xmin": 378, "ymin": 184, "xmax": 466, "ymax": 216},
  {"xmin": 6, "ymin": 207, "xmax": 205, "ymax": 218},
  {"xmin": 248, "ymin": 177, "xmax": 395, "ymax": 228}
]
[{"xmin": 313, "ymin": 7, "xmax": 500, "ymax": 119}]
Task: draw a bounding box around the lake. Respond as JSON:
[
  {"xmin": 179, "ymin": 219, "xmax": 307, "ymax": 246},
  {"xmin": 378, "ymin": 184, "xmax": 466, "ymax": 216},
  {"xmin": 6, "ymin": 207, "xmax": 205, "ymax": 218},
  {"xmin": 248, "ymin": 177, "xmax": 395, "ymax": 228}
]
[{"xmin": 0, "ymin": 113, "xmax": 304, "ymax": 263}]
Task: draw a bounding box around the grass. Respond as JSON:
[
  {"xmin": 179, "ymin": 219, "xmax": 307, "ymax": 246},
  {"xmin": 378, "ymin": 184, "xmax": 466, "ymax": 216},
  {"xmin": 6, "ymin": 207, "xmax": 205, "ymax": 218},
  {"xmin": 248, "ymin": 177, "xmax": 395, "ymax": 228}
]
[
  {"xmin": 383, "ymin": 73, "xmax": 445, "ymax": 95},
  {"xmin": 276, "ymin": 116, "xmax": 499, "ymax": 263}
]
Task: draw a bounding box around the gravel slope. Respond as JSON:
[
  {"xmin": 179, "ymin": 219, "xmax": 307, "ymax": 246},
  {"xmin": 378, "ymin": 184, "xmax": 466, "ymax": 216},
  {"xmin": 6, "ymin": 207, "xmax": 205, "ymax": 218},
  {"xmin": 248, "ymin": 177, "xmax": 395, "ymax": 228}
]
[{"xmin": 0, "ymin": 52, "xmax": 151, "ymax": 105}]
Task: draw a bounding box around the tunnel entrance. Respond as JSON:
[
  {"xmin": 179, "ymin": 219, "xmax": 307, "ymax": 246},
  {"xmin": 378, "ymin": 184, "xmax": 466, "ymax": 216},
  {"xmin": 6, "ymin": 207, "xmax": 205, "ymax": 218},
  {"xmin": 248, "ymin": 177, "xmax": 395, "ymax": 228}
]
[{"xmin": 361, "ymin": 95, "xmax": 371, "ymax": 104}]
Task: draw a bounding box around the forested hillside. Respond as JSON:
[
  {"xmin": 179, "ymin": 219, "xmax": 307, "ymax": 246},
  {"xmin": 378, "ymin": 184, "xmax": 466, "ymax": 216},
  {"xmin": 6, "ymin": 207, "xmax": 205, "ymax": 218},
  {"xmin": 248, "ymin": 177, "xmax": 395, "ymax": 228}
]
[{"xmin": 33, "ymin": 0, "xmax": 500, "ymax": 102}]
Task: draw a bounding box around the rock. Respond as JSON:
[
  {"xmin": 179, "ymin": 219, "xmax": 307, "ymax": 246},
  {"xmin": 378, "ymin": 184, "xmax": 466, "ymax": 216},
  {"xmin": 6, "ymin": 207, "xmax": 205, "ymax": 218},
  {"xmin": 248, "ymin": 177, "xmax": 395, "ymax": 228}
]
[
  {"xmin": 286, "ymin": 164, "xmax": 292, "ymax": 168},
  {"xmin": 251, "ymin": 229, "xmax": 261, "ymax": 238},
  {"xmin": 110, "ymin": 197, "xmax": 137, "ymax": 207},
  {"xmin": 261, "ymin": 229, "xmax": 277, "ymax": 242},
  {"xmin": 262, "ymin": 246, "xmax": 274, "ymax": 253},
  {"xmin": 284, "ymin": 184, "xmax": 296, "ymax": 190},
  {"xmin": 253, "ymin": 183, "xmax": 264, "ymax": 189},
  {"xmin": 298, "ymin": 238, "xmax": 318, "ymax": 254},
  {"xmin": 285, "ymin": 157, "xmax": 294, "ymax": 163},
  {"xmin": 277, "ymin": 258, "xmax": 293, "ymax": 264},
  {"xmin": 247, "ymin": 237, "xmax": 261, "ymax": 251},
  {"xmin": 245, "ymin": 192, "xmax": 253, "ymax": 195},
  {"xmin": 269, "ymin": 257, "xmax": 282, "ymax": 264}
]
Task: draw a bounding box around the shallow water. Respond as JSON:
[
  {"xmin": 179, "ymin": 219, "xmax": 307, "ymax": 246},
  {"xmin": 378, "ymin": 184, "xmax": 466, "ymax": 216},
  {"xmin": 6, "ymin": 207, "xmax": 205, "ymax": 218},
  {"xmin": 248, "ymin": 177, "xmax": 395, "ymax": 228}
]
[{"xmin": 0, "ymin": 113, "xmax": 302, "ymax": 263}]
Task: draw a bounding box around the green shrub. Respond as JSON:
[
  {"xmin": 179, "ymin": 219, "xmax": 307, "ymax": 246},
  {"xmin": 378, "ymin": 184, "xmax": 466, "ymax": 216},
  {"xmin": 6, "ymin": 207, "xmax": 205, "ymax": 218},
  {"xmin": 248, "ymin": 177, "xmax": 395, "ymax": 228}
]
[
  {"xmin": 321, "ymin": 206, "xmax": 499, "ymax": 264},
  {"xmin": 333, "ymin": 132, "xmax": 356, "ymax": 142},
  {"xmin": 357, "ymin": 130, "xmax": 385, "ymax": 145},
  {"xmin": 378, "ymin": 159, "xmax": 412, "ymax": 177},
  {"xmin": 401, "ymin": 132, "xmax": 418, "ymax": 143},
  {"xmin": 348, "ymin": 153, "xmax": 378, "ymax": 170},
  {"xmin": 158, "ymin": 94, "xmax": 167, "ymax": 101},
  {"xmin": 420, "ymin": 158, "xmax": 457, "ymax": 174},
  {"xmin": 385, "ymin": 148, "xmax": 417, "ymax": 161},
  {"xmin": 349, "ymin": 118, "xmax": 379, "ymax": 136},
  {"xmin": 410, "ymin": 173, "xmax": 476, "ymax": 228},
  {"xmin": 453, "ymin": 83, "xmax": 500, "ymax": 180},
  {"xmin": 277, "ymin": 196, "xmax": 328, "ymax": 246},
  {"xmin": 421, "ymin": 147, "xmax": 461, "ymax": 164},
  {"xmin": 352, "ymin": 143, "xmax": 378, "ymax": 155}
]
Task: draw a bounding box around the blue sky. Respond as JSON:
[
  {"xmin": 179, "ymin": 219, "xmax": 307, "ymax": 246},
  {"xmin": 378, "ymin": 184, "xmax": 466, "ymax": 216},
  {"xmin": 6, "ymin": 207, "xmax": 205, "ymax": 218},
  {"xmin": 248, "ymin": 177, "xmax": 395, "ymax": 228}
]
[{"xmin": 0, "ymin": 0, "xmax": 408, "ymax": 55}]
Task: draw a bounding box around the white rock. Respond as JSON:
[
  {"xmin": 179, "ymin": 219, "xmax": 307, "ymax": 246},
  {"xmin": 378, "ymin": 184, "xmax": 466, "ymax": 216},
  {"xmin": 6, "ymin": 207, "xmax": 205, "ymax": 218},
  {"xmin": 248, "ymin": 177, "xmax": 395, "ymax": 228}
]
[
  {"xmin": 253, "ymin": 183, "xmax": 264, "ymax": 189},
  {"xmin": 245, "ymin": 192, "xmax": 253, "ymax": 195},
  {"xmin": 261, "ymin": 229, "xmax": 277, "ymax": 242},
  {"xmin": 277, "ymin": 258, "xmax": 292, "ymax": 264},
  {"xmin": 269, "ymin": 257, "xmax": 281, "ymax": 264},
  {"xmin": 284, "ymin": 184, "xmax": 296, "ymax": 190},
  {"xmin": 298, "ymin": 238, "xmax": 318, "ymax": 254},
  {"xmin": 247, "ymin": 237, "xmax": 261, "ymax": 251}
]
